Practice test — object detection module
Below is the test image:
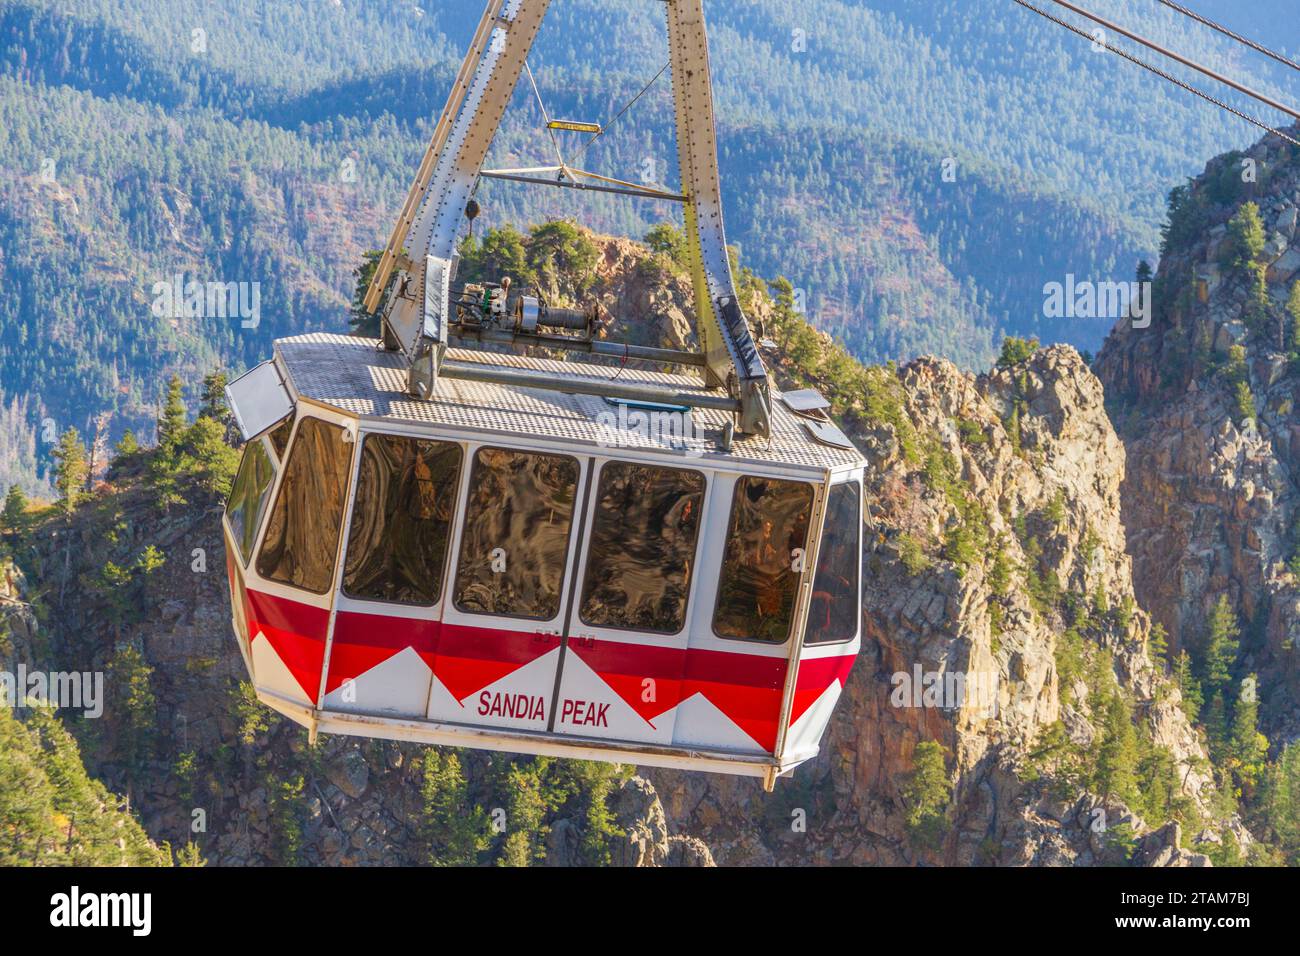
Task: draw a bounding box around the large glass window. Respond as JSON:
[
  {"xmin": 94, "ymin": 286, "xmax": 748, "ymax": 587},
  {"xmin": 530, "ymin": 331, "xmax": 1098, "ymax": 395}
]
[
  {"xmin": 343, "ymin": 434, "xmax": 462, "ymax": 605},
  {"xmin": 454, "ymin": 448, "xmax": 579, "ymax": 620},
  {"xmin": 579, "ymin": 462, "xmax": 704, "ymax": 634},
  {"xmin": 806, "ymin": 482, "xmax": 862, "ymax": 644},
  {"xmin": 713, "ymin": 477, "xmax": 814, "ymax": 643},
  {"xmin": 225, "ymin": 439, "xmax": 277, "ymax": 564},
  {"xmin": 256, "ymin": 417, "xmax": 352, "ymax": 594}
]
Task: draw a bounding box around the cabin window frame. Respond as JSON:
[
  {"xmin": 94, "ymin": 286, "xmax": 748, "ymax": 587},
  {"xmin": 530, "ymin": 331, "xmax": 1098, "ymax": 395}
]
[
  {"xmin": 577, "ymin": 459, "xmax": 707, "ymax": 637},
  {"xmin": 710, "ymin": 474, "xmax": 816, "ymax": 646},
  {"xmin": 450, "ymin": 445, "xmax": 581, "ymax": 623},
  {"xmin": 225, "ymin": 435, "xmax": 280, "ymax": 568},
  {"xmin": 254, "ymin": 415, "xmax": 354, "ymax": 596},
  {"xmin": 340, "ymin": 431, "xmax": 465, "ymax": 609},
  {"xmin": 803, "ymin": 480, "xmax": 863, "ymax": 646}
]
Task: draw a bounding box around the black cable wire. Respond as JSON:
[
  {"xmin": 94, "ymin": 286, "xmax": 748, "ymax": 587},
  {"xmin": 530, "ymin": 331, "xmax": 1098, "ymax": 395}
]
[
  {"xmin": 1012, "ymin": 0, "xmax": 1300, "ymax": 148},
  {"xmin": 1155, "ymin": 0, "xmax": 1300, "ymax": 75},
  {"xmin": 573, "ymin": 62, "xmax": 671, "ymax": 162},
  {"xmin": 1044, "ymin": 0, "xmax": 1300, "ymax": 120}
]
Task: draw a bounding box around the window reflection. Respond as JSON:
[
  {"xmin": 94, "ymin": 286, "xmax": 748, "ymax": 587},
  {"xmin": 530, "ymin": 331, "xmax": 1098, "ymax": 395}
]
[
  {"xmin": 226, "ymin": 439, "xmax": 277, "ymax": 564},
  {"xmin": 344, "ymin": 434, "xmax": 462, "ymax": 605},
  {"xmin": 256, "ymin": 418, "xmax": 351, "ymax": 594},
  {"xmin": 713, "ymin": 477, "xmax": 813, "ymax": 643},
  {"xmin": 454, "ymin": 448, "xmax": 578, "ymax": 620},
  {"xmin": 806, "ymin": 482, "xmax": 861, "ymax": 644},
  {"xmin": 580, "ymin": 462, "xmax": 704, "ymax": 634}
]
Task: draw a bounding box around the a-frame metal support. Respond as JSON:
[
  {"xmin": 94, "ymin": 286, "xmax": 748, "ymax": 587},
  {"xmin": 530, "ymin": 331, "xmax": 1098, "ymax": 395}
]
[{"xmin": 363, "ymin": 0, "xmax": 772, "ymax": 437}]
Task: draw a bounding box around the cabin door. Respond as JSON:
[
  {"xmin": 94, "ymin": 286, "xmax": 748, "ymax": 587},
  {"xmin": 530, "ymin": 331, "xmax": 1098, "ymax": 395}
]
[
  {"xmin": 429, "ymin": 445, "xmax": 588, "ymax": 733},
  {"xmin": 550, "ymin": 456, "xmax": 708, "ymax": 746}
]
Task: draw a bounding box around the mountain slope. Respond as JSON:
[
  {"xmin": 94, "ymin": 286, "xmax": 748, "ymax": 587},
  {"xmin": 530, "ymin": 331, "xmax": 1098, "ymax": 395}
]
[{"xmin": 7, "ymin": 0, "xmax": 1300, "ymax": 493}]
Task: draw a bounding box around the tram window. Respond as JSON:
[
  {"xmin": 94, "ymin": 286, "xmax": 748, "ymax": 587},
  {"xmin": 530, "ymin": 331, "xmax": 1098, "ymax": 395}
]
[
  {"xmin": 453, "ymin": 449, "xmax": 579, "ymax": 620},
  {"xmin": 225, "ymin": 439, "xmax": 277, "ymax": 565},
  {"xmin": 256, "ymin": 417, "xmax": 351, "ymax": 594},
  {"xmin": 806, "ymin": 482, "xmax": 862, "ymax": 645},
  {"xmin": 712, "ymin": 477, "xmax": 813, "ymax": 643},
  {"xmin": 343, "ymin": 434, "xmax": 462, "ymax": 605},
  {"xmin": 267, "ymin": 417, "xmax": 293, "ymax": 461},
  {"xmin": 580, "ymin": 462, "xmax": 704, "ymax": 634}
]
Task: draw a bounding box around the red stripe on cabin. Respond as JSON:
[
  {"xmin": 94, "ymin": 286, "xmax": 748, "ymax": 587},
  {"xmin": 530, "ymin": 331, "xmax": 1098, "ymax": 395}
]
[
  {"xmin": 258, "ymin": 624, "xmax": 328, "ymax": 702},
  {"xmin": 572, "ymin": 640, "xmax": 791, "ymax": 751},
  {"xmin": 682, "ymin": 650, "xmax": 787, "ymax": 750},
  {"xmin": 567, "ymin": 641, "xmax": 688, "ymax": 725},
  {"xmin": 247, "ymin": 588, "xmax": 330, "ymax": 641},
  {"xmin": 434, "ymin": 623, "xmax": 561, "ymax": 703},
  {"xmin": 789, "ymin": 654, "xmax": 857, "ymax": 727},
  {"xmin": 324, "ymin": 611, "xmax": 440, "ymax": 694},
  {"xmin": 245, "ymin": 589, "xmax": 330, "ymax": 702}
]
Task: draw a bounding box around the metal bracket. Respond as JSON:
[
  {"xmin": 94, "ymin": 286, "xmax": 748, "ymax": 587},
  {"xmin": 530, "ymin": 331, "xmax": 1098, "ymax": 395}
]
[{"xmin": 365, "ymin": 0, "xmax": 773, "ymax": 437}]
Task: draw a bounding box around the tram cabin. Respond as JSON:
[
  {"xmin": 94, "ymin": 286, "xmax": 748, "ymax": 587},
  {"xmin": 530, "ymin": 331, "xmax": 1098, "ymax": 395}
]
[{"xmin": 223, "ymin": 333, "xmax": 865, "ymax": 787}]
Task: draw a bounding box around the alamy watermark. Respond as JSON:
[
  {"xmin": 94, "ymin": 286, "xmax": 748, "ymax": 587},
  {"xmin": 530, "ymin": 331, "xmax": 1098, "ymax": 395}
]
[
  {"xmin": 151, "ymin": 274, "xmax": 261, "ymax": 329},
  {"xmin": 1043, "ymin": 274, "xmax": 1151, "ymax": 329},
  {"xmin": 1, "ymin": 665, "xmax": 104, "ymax": 718},
  {"xmin": 890, "ymin": 665, "xmax": 999, "ymax": 719},
  {"xmin": 595, "ymin": 404, "xmax": 705, "ymax": 457}
]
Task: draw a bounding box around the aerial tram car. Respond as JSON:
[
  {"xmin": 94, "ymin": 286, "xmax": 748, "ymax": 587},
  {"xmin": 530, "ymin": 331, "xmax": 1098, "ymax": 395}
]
[{"xmin": 221, "ymin": 0, "xmax": 866, "ymax": 788}]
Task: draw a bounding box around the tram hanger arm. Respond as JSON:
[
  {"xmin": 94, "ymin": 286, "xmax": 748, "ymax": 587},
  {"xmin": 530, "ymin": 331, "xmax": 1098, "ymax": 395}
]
[
  {"xmin": 372, "ymin": 0, "xmax": 773, "ymax": 437},
  {"xmin": 362, "ymin": 0, "xmax": 506, "ymax": 315}
]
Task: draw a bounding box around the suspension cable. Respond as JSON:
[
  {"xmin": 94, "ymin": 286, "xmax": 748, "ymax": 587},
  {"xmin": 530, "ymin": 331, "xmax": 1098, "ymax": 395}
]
[
  {"xmin": 1041, "ymin": 0, "xmax": 1300, "ymax": 121},
  {"xmin": 573, "ymin": 61, "xmax": 671, "ymax": 162},
  {"xmin": 524, "ymin": 59, "xmax": 567, "ymax": 170},
  {"xmin": 1155, "ymin": 0, "xmax": 1300, "ymax": 75},
  {"xmin": 1012, "ymin": 0, "xmax": 1300, "ymax": 148}
]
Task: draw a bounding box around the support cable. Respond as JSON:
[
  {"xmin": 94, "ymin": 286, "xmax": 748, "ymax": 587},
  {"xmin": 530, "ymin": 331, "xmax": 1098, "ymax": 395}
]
[
  {"xmin": 1012, "ymin": 0, "xmax": 1300, "ymax": 148},
  {"xmin": 1155, "ymin": 0, "xmax": 1300, "ymax": 75}
]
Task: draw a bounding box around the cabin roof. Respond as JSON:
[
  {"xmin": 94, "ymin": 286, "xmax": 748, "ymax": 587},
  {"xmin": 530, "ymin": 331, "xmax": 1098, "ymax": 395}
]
[{"xmin": 275, "ymin": 333, "xmax": 865, "ymax": 474}]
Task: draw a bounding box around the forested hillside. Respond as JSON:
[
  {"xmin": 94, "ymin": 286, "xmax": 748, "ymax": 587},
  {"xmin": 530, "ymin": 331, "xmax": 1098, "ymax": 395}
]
[{"xmin": 2, "ymin": 0, "xmax": 1297, "ymax": 497}]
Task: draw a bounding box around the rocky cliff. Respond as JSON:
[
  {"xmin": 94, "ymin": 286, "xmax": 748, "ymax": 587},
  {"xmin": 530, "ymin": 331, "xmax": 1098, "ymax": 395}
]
[
  {"xmin": 1096, "ymin": 129, "xmax": 1300, "ymax": 746},
  {"xmin": 650, "ymin": 332, "xmax": 1231, "ymax": 865}
]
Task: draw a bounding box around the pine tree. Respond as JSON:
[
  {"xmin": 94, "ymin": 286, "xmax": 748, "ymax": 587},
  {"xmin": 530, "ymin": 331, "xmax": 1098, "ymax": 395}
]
[
  {"xmin": 175, "ymin": 841, "xmax": 207, "ymax": 867},
  {"xmin": 1173, "ymin": 650, "xmax": 1202, "ymax": 722},
  {"xmin": 107, "ymin": 643, "xmax": 157, "ymax": 789},
  {"xmin": 997, "ymin": 335, "xmax": 1040, "ymax": 368},
  {"xmin": 114, "ymin": 428, "xmax": 139, "ymax": 459},
  {"xmin": 1262, "ymin": 744, "xmax": 1300, "ymax": 864},
  {"xmin": 1204, "ymin": 595, "xmax": 1240, "ymax": 692},
  {"xmin": 1094, "ymin": 693, "xmax": 1140, "ymax": 805},
  {"xmin": 901, "ymin": 740, "xmax": 951, "ymax": 849},
  {"xmin": 1229, "ymin": 676, "xmax": 1269, "ymax": 791},
  {"xmin": 52, "ymin": 427, "xmax": 89, "ymax": 513},
  {"xmin": 1203, "ymin": 691, "xmax": 1229, "ymax": 765},
  {"xmin": 198, "ymin": 369, "xmax": 229, "ymax": 421},
  {"xmin": 1224, "ymin": 201, "xmax": 1266, "ymax": 272},
  {"xmin": 418, "ymin": 748, "xmax": 489, "ymax": 866},
  {"xmin": 1288, "ymin": 281, "xmax": 1300, "ymax": 358},
  {"xmin": 1148, "ymin": 621, "xmax": 1169, "ymax": 671},
  {"xmin": 156, "ymin": 375, "xmax": 187, "ymax": 456},
  {"xmin": 1, "ymin": 485, "xmax": 28, "ymax": 531}
]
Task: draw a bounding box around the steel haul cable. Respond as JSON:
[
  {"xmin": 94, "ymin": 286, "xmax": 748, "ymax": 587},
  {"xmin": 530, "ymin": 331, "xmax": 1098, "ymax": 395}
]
[
  {"xmin": 1041, "ymin": 0, "xmax": 1300, "ymax": 121},
  {"xmin": 1012, "ymin": 0, "xmax": 1300, "ymax": 148},
  {"xmin": 1155, "ymin": 0, "xmax": 1300, "ymax": 75}
]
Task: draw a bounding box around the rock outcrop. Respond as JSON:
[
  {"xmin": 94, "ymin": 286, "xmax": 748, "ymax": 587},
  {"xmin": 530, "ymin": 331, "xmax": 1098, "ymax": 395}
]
[
  {"xmin": 652, "ymin": 344, "xmax": 1234, "ymax": 865},
  {"xmin": 1096, "ymin": 126, "xmax": 1300, "ymax": 741}
]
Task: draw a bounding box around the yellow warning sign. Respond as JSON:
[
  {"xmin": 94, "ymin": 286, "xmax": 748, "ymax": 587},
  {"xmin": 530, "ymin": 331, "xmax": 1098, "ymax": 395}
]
[{"xmin": 547, "ymin": 120, "xmax": 602, "ymax": 134}]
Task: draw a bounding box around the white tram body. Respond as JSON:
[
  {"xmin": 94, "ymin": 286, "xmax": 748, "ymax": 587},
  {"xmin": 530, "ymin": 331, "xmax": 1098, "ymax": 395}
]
[{"xmin": 223, "ymin": 334, "xmax": 865, "ymax": 784}]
